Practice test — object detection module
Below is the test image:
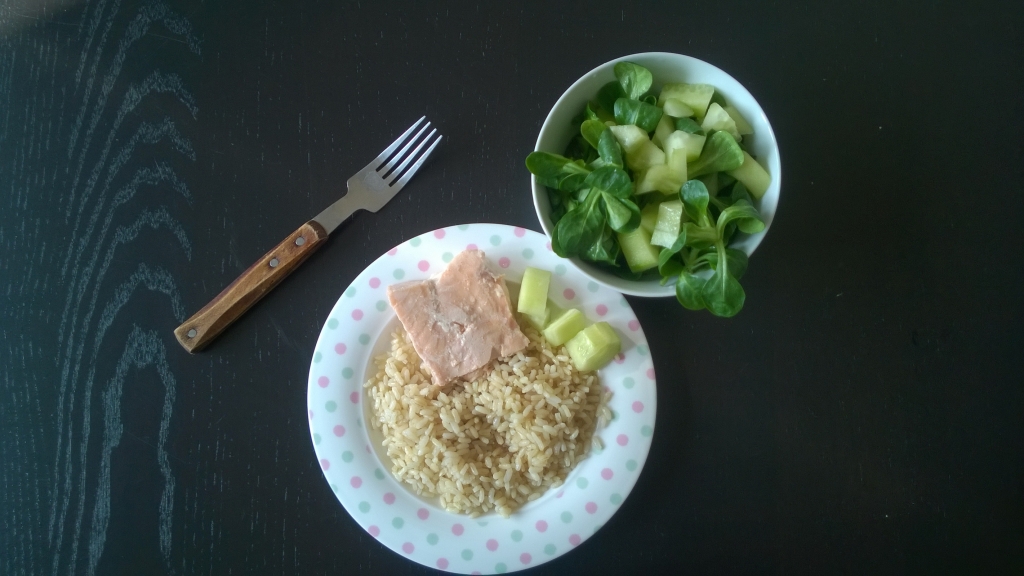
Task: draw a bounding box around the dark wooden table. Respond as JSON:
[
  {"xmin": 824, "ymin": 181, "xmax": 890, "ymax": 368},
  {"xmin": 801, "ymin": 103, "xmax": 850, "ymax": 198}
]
[{"xmin": 2, "ymin": 1, "xmax": 1022, "ymax": 574}]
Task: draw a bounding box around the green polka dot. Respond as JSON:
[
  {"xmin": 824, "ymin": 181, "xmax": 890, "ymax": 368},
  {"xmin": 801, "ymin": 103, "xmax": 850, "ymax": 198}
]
[
  {"xmin": 359, "ymin": 334, "xmax": 370, "ymax": 345},
  {"xmin": 462, "ymin": 549, "xmax": 473, "ymax": 560},
  {"xmin": 392, "ymin": 517, "xmax": 404, "ymax": 529},
  {"xmin": 359, "ymin": 501, "xmax": 370, "ymax": 513},
  {"xmin": 410, "ymin": 237, "xmax": 422, "ymax": 247},
  {"xmin": 622, "ymin": 377, "xmax": 635, "ymax": 389},
  {"xmin": 477, "ymin": 520, "xmax": 488, "ymax": 527},
  {"xmin": 427, "ymin": 533, "xmax": 439, "ymax": 545},
  {"xmin": 626, "ymin": 459, "xmax": 638, "ymax": 471},
  {"xmin": 587, "ymin": 281, "xmax": 599, "ymax": 292},
  {"xmin": 495, "ymin": 563, "xmax": 507, "ymax": 574},
  {"xmin": 458, "ymin": 224, "xmax": 470, "ymax": 231},
  {"xmin": 593, "ymin": 444, "xmax": 603, "ymax": 455},
  {"xmin": 327, "ymin": 318, "xmax": 339, "ymax": 329},
  {"xmin": 522, "ymin": 248, "xmax": 534, "ymax": 259},
  {"xmin": 356, "ymin": 418, "xmax": 362, "ymax": 427},
  {"xmin": 544, "ymin": 544, "xmax": 556, "ymax": 555},
  {"xmin": 442, "ymin": 251, "xmax": 454, "ymax": 263},
  {"xmin": 489, "ymin": 235, "xmax": 501, "ymax": 246},
  {"xmin": 561, "ymin": 511, "xmax": 573, "ymax": 523},
  {"xmin": 576, "ymin": 477, "xmax": 588, "ymax": 489},
  {"xmin": 325, "ymin": 401, "xmax": 337, "ymax": 412},
  {"xmin": 393, "ymin": 268, "xmax": 405, "ymax": 280},
  {"xmin": 611, "ymin": 410, "xmax": 618, "ymax": 421},
  {"xmin": 342, "ymin": 367, "xmax": 354, "ymax": 379},
  {"xmin": 511, "ymin": 530, "xmax": 523, "ymax": 542},
  {"xmin": 313, "ymin": 433, "xmax": 321, "ymax": 445},
  {"xmin": 610, "ymin": 493, "xmax": 623, "ymax": 505},
  {"xmin": 342, "ymin": 451, "xmax": 354, "ymax": 463},
  {"xmin": 345, "ymin": 286, "xmax": 356, "ymax": 297},
  {"xmin": 374, "ymin": 468, "xmax": 385, "ymax": 480},
  {"xmin": 376, "ymin": 300, "xmax": 387, "ymax": 311},
  {"xmin": 594, "ymin": 524, "xmax": 602, "ymax": 533},
  {"xmin": 330, "ymin": 483, "xmax": 339, "ymax": 493},
  {"xmin": 313, "ymin": 351, "xmax": 322, "ymax": 363},
  {"xmin": 641, "ymin": 425, "xmax": 653, "ymax": 437},
  {"xmin": 620, "ymin": 297, "xmax": 629, "ymax": 307},
  {"xmin": 637, "ymin": 345, "xmax": 649, "ymax": 355},
  {"xmin": 555, "ymin": 264, "xmax": 567, "ymax": 276}
]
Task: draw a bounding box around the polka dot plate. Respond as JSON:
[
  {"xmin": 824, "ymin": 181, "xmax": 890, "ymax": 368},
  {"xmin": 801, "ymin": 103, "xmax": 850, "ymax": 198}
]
[{"xmin": 307, "ymin": 223, "xmax": 656, "ymax": 574}]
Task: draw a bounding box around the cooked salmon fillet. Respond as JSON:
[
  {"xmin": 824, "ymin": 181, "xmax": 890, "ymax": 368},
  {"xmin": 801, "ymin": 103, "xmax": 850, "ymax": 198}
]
[{"xmin": 386, "ymin": 249, "xmax": 530, "ymax": 386}]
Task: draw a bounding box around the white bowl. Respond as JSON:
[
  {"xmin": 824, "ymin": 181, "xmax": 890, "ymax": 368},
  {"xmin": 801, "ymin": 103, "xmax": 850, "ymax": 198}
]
[{"xmin": 531, "ymin": 52, "xmax": 782, "ymax": 297}]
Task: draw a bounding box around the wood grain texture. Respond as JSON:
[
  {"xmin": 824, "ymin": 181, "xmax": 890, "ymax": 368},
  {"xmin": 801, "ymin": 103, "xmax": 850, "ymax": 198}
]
[
  {"xmin": 174, "ymin": 220, "xmax": 328, "ymax": 353},
  {"xmin": 0, "ymin": 0, "xmax": 1022, "ymax": 575}
]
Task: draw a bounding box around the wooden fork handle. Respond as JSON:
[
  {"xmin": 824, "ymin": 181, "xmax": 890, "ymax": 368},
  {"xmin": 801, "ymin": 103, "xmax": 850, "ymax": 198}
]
[{"xmin": 174, "ymin": 221, "xmax": 330, "ymax": 353}]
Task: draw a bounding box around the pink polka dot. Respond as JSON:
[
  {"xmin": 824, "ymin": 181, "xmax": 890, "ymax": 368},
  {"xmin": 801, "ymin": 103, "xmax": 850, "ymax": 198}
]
[
  {"xmin": 586, "ymin": 502, "xmax": 597, "ymax": 514},
  {"xmin": 486, "ymin": 539, "xmax": 498, "ymax": 551},
  {"xmin": 647, "ymin": 367, "xmax": 656, "ymax": 380},
  {"xmin": 334, "ymin": 342, "xmax": 347, "ymax": 354},
  {"xmin": 351, "ymin": 476, "xmax": 362, "ymax": 488},
  {"xmin": 466, "ymin": 243, "xmax": 478, "ymax": 251},
  {"xmin": 437, "ymin": 558, "xmax": 449, "ymax": 569},
  {"xmin": 333, "ymin": 425, "xmax": 346, "ymax": 437},
  {"xmin": 452, "ymin": 523, "xmax": 464, "ymax": 536},
  {"xmin": 617, "ymin": 434, "xmax": 629, "ymax": 446},
  {"xmin": 535, "ymin": 520, "xmax": 548, "ymax": 532},
  {"xmin": 387, "ymin": 248, "xmax": 398, "ymax": 256},
  {"xmin": 556, "ymin": 490, "xmax": 564, "ymax": 498},
  {"xmin": 417, "ymin": 508, "xmax": 429, "ymax": 520},
  {"xmin": 613, "ymin": 353, "xmax": 625, "ymax": 364},
  {"xmin": 368, "ymin": 525, "xmax": 380, "ymax": 537},
  {"xmin": 632, "ymin": 401, "xmax": 644, "ymax": 413},
  {"xmin": 369, "ymin": 277, "xmax": 381, "ymax": 289},
  {"xmin": 546, "ymin": 241, "xmax": 552, "ymax": 251},
  {"xmin": 402, "ymin": 542, "xmax": 414, "ymax": 554},
  {"xmin": 365, "ymin": 444, "xmax": 371, "ymax": 453},
  {"xmin": 595, "ymin": 304, "xmax": 608, "ymax": 316},
  {"xmin": 352, "ymin": 309, "xmax": 365, "ymax": 321},
  {"xmin": 563, "ymin": 288, "xmax": 576, "ymax": 300},
  {"xmin": 350, "ymin": 392, "xmax": 360, "ymax": 404},
  {"xmin": 418, "ymin": 260, "xmax": 429, "ymax": 272},
  {"xmin": 434, "ymin": 229, "xmax": 446, "ymax": 239},
  {"xmin": 320, "ymin": 459, "xmax": 330, "ymax": 470},
  {"xmin": 601, "ymin": 468, "xmax": 613, "ymax": 480},
  {"xmin": 569, "ymin": 534, "xmax": 581, "ymax": 546},
  {"xmin": 317, "ymin": 376, "xmax": 329, "ymax": 388},
  {"xmin": 514, "ymin": 227, "xmax": 526, "ymax": 237},
  {"xmin": 498, "ymin": 257, "xmax": 510, "ymax": 268},
  {"xmin": 520, "ymin": 553, "xmax": 532, "ymax": 565},
  {"xmin": 308, "ymin": 410, "xmax": 314, "ymax": 419},
  {"xmin": 383, "ymin": 492, "xmax": 396, "ymax": 504},
  {"xmin": 472, "ymin": 572, "xmax": 482, "ymax": 575},
  {"xmin": 628, "ymin": 319, "xmax": 640, "ymax": 331}
]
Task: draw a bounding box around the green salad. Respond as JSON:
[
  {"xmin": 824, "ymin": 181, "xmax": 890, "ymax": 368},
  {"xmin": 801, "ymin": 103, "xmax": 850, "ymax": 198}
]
[{"xmin": 526, "ymin": 62, "xmax": 772, "ymax": 317}]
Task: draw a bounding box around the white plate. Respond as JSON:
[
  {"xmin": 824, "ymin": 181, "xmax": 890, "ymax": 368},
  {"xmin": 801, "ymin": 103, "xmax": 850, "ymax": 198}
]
[{"xmin": 307, "ymin": 223, "xmax": 657, "ymax": 574}]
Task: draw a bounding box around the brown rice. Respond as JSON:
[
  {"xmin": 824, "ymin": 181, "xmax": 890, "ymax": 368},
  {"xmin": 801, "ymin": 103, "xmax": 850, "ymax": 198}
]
[{"xmin": 364, "ymin": 321, "xmax": 611, "ymax": 517}]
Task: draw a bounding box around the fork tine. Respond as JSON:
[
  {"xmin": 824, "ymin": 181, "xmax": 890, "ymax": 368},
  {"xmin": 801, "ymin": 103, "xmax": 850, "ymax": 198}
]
[
  {"xmin": 391, "ymin": 133, "xmax": 441, "ymax": 191},
  {"xmin": 380, "ymin": 121, "xmax": 431, "ymax": 175},
  {"xmin": 384, "ymin": 128, "xmax": 437, "ymax": 185},
  {"xmin": 372, "ymin": 116, "xmax": 425, "ymax": 165}
]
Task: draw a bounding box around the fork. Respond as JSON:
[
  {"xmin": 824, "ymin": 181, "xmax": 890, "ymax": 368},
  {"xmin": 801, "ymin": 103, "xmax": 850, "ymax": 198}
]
[{"xmin": 174, "ymin": 116, "xmax": 442, "ymax": 353}]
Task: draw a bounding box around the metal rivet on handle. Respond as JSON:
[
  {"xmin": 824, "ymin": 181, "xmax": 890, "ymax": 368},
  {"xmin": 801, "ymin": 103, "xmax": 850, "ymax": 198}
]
[
  {"xmin": 187, "ymin": 328, "xmax": 197, "ymax": 338},
  {"xmin": 295, "ymin": 236, "xmax": 306, "ymax": 246},
  {"xmin": 269, "ymin": 258, "xmax": 279, "ymax": 268}
]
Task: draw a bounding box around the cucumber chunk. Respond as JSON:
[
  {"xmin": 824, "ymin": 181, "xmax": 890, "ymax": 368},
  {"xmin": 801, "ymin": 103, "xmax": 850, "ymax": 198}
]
[
  {"xmin": 700, "ymin": 103, "xmax": 740, "ymax": 140},
  {"xmin": 517, "ymin": 267, "xmax": 551, "ymax": 322},
  {"xmin": 723, "ymin": 105, "xmax": 754, "ymax": 135},
  {"xmin": 727, "ymin": 151, "xmax": 771, "ymax": 199},
  {"xmin": 566, "ymin": 322, "xmax": 622, "ymax": 372},
  {"xmin": 616, "ymin": 227, "xmax": 660, "ymax": 273},
  {"xmin": 650, "ymin": 200, "xmax": 684, "ymax": 248},
  {"xmin": 663, "ymin": 130, "xmax": 705, "ymax": 163},
  {"xmin": 651, "ymin": 114, "xmax": 675, "ymax": 149},
  {"xmin": 608, "ymin": 125, "xmax": 648, "ymax": 156},
  {"xmin": 640, "ymin": 201, "xmax": 661, "ymax": 233},
  {"xmin": 662, "ymin": 98, "xmax": 694, "ymax": 118},
  {"xmin": 658, "ymin": 83, "xmax": 715, "ymax": 121},
  {"xmin": 626, "ymin": 139, "xmax": 666, "ymax": 172},
  {"xmin": 542, "ymin": 307, "xmax": 587, "ymax": 346},
  {"xmin": 636, "ymin": 164, "xmax": 685, "ymax": 196}
]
